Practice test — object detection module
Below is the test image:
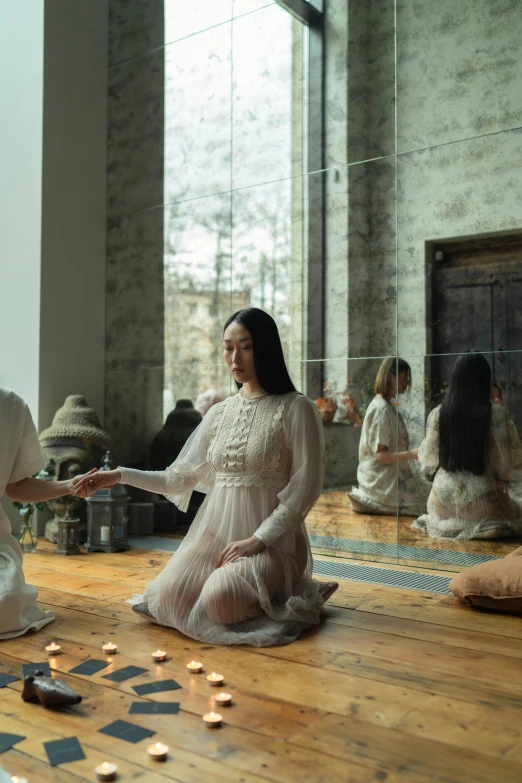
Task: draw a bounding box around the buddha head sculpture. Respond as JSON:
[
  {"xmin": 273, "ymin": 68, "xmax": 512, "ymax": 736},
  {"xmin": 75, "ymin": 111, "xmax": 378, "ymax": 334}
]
[{"xmin": 39, "ymin": 395, "xmax": 113, "ymax": 542}]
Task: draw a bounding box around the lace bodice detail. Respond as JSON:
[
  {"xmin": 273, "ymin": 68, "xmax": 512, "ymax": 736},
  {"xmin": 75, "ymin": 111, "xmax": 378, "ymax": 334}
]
[{"xmin": 208, "ymin": 393, "xmax": 293, "ymax": 488}]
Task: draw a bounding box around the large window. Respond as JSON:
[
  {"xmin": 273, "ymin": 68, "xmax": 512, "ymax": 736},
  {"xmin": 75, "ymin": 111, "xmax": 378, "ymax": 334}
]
[{"xmin": 163, "ymin": 1, "xmax": 323, "ymax": 410}]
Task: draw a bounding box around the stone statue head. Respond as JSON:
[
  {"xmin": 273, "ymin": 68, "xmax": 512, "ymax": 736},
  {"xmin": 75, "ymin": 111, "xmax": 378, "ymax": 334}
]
[{"xmin": 39, "ymin": 395, "xmax": 113, "ymax": 541}]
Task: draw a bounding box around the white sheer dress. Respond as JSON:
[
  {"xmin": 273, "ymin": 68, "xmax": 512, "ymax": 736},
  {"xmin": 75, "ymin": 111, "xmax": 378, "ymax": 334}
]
[
  {"xmin": 413, "ymin": 404, "xmax": 522, "ymax": 539},
  {"xmin": 0, "ymin": 387, "xmax": 55, "ymax": 639},
  {"xmin": 122, "ymin": 390, "xmax": 326, "ymax": 646}
]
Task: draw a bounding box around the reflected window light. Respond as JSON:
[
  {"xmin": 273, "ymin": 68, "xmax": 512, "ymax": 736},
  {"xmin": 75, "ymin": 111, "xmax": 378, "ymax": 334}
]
[{"xmin": 163, "ymin": 3, "xmax": 310, "ymax": 402}]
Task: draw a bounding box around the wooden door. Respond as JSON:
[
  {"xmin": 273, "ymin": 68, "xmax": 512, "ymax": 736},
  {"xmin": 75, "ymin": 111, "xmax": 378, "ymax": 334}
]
[{"xmin": 430, "ymin": 236, "xmax": 522, "ymax": 432}]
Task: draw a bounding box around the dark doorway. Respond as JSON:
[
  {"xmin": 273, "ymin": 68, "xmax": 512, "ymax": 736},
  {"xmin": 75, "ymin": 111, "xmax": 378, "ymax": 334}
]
[{"xmin": 429, "ymin": 234, "xmax": 522, "ymax": 432}]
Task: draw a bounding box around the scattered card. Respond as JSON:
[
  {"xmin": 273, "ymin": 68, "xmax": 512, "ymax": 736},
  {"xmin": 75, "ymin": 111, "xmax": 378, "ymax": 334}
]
[
  {"xmin": 22, "ymin": 661, "xmax": 51, "ymax": 678},
  {"xmin": 0, "ymin": 673, "xmax": 20, "ymax": 688},
  {"xmin": 132, "ymin": 679, "xmax": 182, "ymax": 696},
  {"xmin": 0, "ymin": 733, "xmax": 25, "ymax": 754},
  {"xmin": 99, "ymin": 719, "xmax": 156, "ymax": 744},
  {"xmin": 102, "ymin": 665, "xmax": 148, "ymax": 683},
  {"xmin": 129, "ymin": 701, "xmax": 180, "ymax": 715},
  {"xmin": 68, "ymin": 659, "xmax": 110, "ymax": 676},
  {"xmin": 44, "ymin": 736, "xmax": 86, "ymax": 766}
]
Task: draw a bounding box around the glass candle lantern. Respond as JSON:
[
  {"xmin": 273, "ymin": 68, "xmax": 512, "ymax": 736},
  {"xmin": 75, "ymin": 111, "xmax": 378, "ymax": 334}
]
[{"xmin": 85, "ymin": 452, "xmax": 130, "ymax": 553}]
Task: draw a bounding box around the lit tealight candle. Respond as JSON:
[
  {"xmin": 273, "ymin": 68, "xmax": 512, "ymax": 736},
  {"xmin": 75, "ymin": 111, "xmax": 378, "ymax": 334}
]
[
  {"xmin": 95, "ymin": 761, "xmax": 119, "ymax": 781},
  {"xmin": 152, "ymin": 649, "xmax": 167, "ymax": 663},
  {"xmin": 203, "ymin": 711, "xmax": 223, "ymax": 728},
  {"xmin": 45, "ymin": 641, "xmax": 61, "ymax": 655},
  {"xmin": 102, "ymin": 642, "xmax": 118, "ymax": 654},
  {"xmin": 147, "ymin": 742, "xmax": 169, "ymax": 761},
  {"xmin": 11, "ymin": 777, "xmax": 29, "ymax": 783},
  {"xmin": 186, "ymin": 660, "xmax": 203, "ymax": 674},
  {"xmin": 214, "ymin": 692, "xmax": 232, "ymax": 707},
  {"xmin": 207, "ymin": 672, "xmax": 224, "ymax": 686}
]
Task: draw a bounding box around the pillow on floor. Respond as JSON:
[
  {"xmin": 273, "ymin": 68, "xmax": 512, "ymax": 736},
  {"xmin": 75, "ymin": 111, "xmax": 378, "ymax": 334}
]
[{"xmin": 449, "ymin": 546, "xmax": 522, "ymax": 613}]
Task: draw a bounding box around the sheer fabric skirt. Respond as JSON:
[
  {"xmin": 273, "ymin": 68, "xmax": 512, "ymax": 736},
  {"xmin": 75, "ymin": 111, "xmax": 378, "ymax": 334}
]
[
  {"xmin": 142, "ymin": 484, "xmax": 324, "ymax": 646},
  {"xmin": 412, "ymin": 469, "xmax": 522, "ymax": 540}
]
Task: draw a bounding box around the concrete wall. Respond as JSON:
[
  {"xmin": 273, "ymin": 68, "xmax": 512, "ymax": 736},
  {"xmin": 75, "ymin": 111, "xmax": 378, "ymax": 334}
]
[
  {"xmin": 105, "ymin": 1, "xmax": 165, "ymax": 466},
  {"xmin": 322, "ymin": 0, "xmax": 522, "ymax": 460},
  {"xmin": 39, "ymin": 0, "xmax": 108, "ymax": 429}
]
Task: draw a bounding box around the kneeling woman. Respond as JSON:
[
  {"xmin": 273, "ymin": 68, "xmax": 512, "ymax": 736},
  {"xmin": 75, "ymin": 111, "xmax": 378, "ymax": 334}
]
[
  {"xmin": 76, "ymin": 308, "xmax": 335, "ymax": 647},
  {"xmin": 349, "ymin": 358, "xmax": 431, "ymax": 515},
  {"xmin": 413, "ymin": 353, "xmax": 522, "ymax": 540},
  {"xmin": 1, "ymin": 387, "xmax": 82, "ymax": 639}
]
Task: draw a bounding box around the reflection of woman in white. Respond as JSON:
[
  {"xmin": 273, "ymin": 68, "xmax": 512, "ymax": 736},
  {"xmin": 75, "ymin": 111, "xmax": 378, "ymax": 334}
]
[
  {"xmin": 414, "ymin": 353, "xmax": 522, "ymax": 540},
  {"xmin": 0, "ymin": 387, "xmax": 85, "ymax": 639},
  {"xmin": 349, "ymin": 358, "xmax": 431, "ymax": 515},
  {"xmin": 77, "ymin": 309, "xmax": 337, "ymax": 647}
]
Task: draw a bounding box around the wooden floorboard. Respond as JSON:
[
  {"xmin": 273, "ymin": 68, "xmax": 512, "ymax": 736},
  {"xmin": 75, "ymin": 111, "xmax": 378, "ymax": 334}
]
[{"xmin": 1, "ymin": 539, "xmax": 521, "ymax": 783}]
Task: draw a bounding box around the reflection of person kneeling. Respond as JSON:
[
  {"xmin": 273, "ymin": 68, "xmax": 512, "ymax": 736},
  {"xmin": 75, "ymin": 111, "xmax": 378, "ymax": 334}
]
[
  {"xmin": 348, "ymin": 358, "xmax": 431, "ymax": 516},
  {"xmin": 0, "ymin": 386, "xmax": 91, "ymax": 640},
  {"xmin": 413, "ymin": 353, "xmax": 522, "ymax": 540}
]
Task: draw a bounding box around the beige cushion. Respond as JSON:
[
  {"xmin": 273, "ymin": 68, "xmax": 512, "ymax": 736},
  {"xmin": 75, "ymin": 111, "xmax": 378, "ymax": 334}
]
[{"xmin": 449, "ymin": 546, "xmax": 522, "ymax": 613}]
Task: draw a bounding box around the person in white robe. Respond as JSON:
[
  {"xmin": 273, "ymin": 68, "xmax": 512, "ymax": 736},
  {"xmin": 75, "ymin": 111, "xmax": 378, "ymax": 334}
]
[
  {"xmin": 0, "ymin": 386, "xmax": 86, "ymax": 639},
  {"xmin": 349, "ymin": 358, "xmax": 431, "ymax": 516}
]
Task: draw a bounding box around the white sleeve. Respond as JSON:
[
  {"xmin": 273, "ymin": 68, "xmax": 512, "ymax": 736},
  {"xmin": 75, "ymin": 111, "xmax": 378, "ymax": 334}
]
[
  {"xmin": 418, "ymin": 406, "xmax": 440, "ymax": 475},
  {"xmin": 9, "ymin": 403, "xmax": 48, "ymax": 484},
  {"xmin": 255, "ymin": 395, "xmax": 325, "ymax": 549},
  {"xmin": 365, "ymin": 402, "xmax": 393, "ymax": 453},
  {"xmin": 119, "ymin": 404, "xmax": 219, "ymax": 511}
]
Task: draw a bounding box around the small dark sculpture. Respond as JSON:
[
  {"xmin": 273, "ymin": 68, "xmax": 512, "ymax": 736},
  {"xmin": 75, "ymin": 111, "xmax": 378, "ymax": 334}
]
[
  {"xmin": 150, "ymin": 400, "xmax": 204, "ymax": 532},
  {"xmin": 22, "ymin": 670, "xmax": 82, "ymax": 708},
  {"xmin": 150, "ymin": 399, "xmax": 202, "ymax": 470}
]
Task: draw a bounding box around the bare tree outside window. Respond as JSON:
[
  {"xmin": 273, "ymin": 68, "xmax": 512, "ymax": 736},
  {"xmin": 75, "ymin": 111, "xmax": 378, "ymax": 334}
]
[{"xmin": 163, "ymin": 3, "xmax": 308, "ymax": 413}]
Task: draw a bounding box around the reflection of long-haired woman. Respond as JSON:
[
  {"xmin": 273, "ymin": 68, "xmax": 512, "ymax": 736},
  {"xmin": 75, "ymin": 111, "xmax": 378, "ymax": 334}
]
[
  {"xmin": 413, "ymin": 353, "xmax": 522, "ymax": 539},
  {"xmin": 76, "ymin": 308, "xmax": 336, "ymax": 647},
  {"xmin": 349, "ymin": 358, "xmax": 431, "ymax": 515}
]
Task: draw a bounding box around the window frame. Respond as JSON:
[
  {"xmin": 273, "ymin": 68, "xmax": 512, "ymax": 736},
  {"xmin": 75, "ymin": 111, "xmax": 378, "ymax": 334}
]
[{"xmin": 277, "ymin": 0, "xmax": 325, "ymax": 398}]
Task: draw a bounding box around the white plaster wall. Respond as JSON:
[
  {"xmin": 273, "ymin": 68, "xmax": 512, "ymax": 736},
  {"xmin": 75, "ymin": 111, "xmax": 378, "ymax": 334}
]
[
  {"xmin": 0, "ymin": 1, "xmax": 44, "ymax": 417},
  {"xmin": 0, "ymin": 2, "xmax": 45, "ymax": 534}
]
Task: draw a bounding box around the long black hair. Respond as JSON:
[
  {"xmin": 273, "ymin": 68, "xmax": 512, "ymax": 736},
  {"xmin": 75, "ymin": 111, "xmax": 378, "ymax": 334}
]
[
  {"xmin": 223, "ymin": 308, "xmax": 296, "ymax": 394},
  {"xmin": 439, "ymin": 353, "xmax": 492, "ymax": 474}
]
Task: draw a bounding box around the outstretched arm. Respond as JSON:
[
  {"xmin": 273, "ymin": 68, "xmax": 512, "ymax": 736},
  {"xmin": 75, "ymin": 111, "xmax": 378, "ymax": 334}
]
[
  {"xmin": 375, "ymin": 445, "xmax": 418, "ymax": 465},
  {"xmin": 6, "ymin": 469, "xmax": 96, "ymax": 502}
]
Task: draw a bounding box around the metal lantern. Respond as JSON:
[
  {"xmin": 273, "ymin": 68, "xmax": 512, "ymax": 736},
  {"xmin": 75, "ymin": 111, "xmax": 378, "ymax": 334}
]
[
  {"xmin": 56, "ymin": 514, "xmax": 81, "ymax": 556},
  {"xmin": 85, "ymin": 452, "xmax": 130, "ymax": 553}
]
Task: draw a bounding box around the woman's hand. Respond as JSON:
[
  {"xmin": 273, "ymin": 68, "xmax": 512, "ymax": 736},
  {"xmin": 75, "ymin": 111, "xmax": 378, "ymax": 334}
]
[
  {"xmin": 217, "ymin": 536, "xmax": 266, "ymax": 567},
  {"xmin": 64, "ymin": 468, "xmax": 97, "ymax": 496},
  {"xmin": 73, "ymin": 469, "xmax": 122, "ymax": 498}
]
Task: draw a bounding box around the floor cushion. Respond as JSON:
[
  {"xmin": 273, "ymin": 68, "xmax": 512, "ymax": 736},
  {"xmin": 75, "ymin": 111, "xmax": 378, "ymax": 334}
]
[{"xmin": 449, "ymin": 546, "xmax": 522, "ymax": 613}]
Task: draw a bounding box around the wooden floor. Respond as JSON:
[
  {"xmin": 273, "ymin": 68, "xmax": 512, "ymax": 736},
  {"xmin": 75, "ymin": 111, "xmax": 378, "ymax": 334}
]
[{"xmin": 1, "ymin": 540, "xmax": 522, "ymax": 782}]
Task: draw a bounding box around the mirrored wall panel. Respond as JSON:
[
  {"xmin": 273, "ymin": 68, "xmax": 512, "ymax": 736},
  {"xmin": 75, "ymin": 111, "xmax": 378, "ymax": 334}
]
[{"xmin": 106, "ymin": 0, "xmax": 522, "ymax": 573}]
